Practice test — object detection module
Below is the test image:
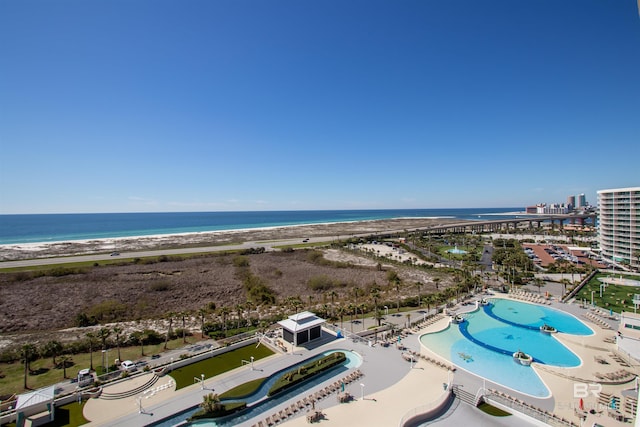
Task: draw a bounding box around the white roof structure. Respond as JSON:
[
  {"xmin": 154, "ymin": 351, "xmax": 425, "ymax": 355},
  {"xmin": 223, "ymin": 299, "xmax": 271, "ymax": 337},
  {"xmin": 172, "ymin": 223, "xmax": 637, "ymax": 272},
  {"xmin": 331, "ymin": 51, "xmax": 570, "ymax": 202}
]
[
  {"xmin": 278, "ymin": 311, "xmax": 325, "ymax": 332},
  {"xmin": 16, "ymin": 385, "xmax": 55, "ymax": 410}
]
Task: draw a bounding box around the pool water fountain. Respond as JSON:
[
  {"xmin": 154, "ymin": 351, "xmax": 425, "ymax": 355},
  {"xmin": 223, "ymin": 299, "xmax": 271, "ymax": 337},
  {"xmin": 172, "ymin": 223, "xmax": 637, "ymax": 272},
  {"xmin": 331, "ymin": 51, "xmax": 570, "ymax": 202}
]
[{"xmin": 446, "ymin": 246, "xmax": 467, "ymax": 255}]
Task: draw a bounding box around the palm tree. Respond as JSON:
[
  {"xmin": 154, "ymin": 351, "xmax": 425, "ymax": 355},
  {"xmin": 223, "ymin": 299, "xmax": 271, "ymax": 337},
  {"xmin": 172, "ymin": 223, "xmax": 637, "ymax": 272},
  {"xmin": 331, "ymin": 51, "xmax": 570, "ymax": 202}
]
[
  {"xmin": 86, "ymin": 332, "xmax": 96, "ymax": 371},
  {"xmin": 198, "ymin": 308, "xmax": 208, "ymax": 339},
  {"xmin": 201, "ymin": 393, "xmax": 222, "ymax": 414},
  {"xmin": 433, "ymin": 277, "xmax": 441, "ymax": 290},
  {"xmin": 347, "ymin": 303, "xmax": 356, "ymax": 332},
  {"xmin": 235, "ymin": 304, "xmax": 244, "ymax": 331},
  {"xmin": 96, "ymin": 327, "xmax": 111, "ymax": 352},
  {"xmin": 181, "ymin": 311, "xmax": 188, "ymax": 343},
  {"xmin": 112, "ymin": 326, "xmax": 123, "ymax": 362},
  {"xmin": 219, "ymin": 307, "xmax": 230, "ymax": 337},
  {"xmin": 336, "ymin": 305, "xmax": 345, "ymax": 331},
  {"xmin": 21, "ymin": 343, "xmax": 37, "ymax": 389},
  {"xmin": 415, "ymin": 282, "xmax": 423, "ymax": 307},
  {"xmin": 135, "ymin": 330, "xmax": 148, "ymax": 356},
  {"xmin": 329, "ymin": 291, "xmax": 338, "ymax": 316},
  {"xmin": 359, "ymin": 303, "xmax": 367, "ymax": 331},
  {"xmin": 370, "ymin": 288, "xmax": 381, "ymax": 315},
  {"xmin": 164, "ymin": 312, "xmax": 175, "ymax": 350},
  {"xmin": 405, "ymin": 313, "xmax": 411, "ymax": 329},
  {"xmin": 423, "ymin": 294, "xmax": 434, "ymax": 314},
  {"xmin": 532, "ymin": 277, "xmax": 544, "ymax": 294},
  {"xmin": 386, "ymin": 270, "xmax": 401, "ymax": 311},
  {"xmin": 58, "ymin": 355, "xmax": 72, "ymax": 379},
  {"xmin": 374, "ymin": 308, "xmax": 384, "ymax": 327},
  {"xmin": 560, "ymin": 279, "xmax": 572, "ymax": 298},
  {"xmin": 44, "ymin": 340, "xmax": 63, "ymax": 367}
]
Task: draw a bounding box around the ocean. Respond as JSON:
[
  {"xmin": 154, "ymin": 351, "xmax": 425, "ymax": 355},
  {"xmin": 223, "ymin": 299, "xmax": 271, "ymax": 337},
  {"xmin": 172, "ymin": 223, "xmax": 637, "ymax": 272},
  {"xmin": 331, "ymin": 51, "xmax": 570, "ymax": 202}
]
[{"xmin": 0, "ymin": 208, "xmax": 523, "ymax": 245}]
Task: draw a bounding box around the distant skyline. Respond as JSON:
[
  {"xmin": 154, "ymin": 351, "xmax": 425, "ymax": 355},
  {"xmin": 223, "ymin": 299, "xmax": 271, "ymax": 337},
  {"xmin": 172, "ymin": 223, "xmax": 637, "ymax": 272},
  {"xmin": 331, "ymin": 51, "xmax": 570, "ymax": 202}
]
[{"xmin": 1, "ymin": 0, "xmax": 639, "ymax": 214}]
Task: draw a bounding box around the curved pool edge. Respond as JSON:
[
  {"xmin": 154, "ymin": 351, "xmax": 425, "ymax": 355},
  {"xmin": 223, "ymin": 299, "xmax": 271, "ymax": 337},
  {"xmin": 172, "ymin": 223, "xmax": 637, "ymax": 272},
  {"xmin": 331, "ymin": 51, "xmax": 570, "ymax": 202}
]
[{"xmin": 417, "ymin": 298, "xmax": 600, "ymax": 399}]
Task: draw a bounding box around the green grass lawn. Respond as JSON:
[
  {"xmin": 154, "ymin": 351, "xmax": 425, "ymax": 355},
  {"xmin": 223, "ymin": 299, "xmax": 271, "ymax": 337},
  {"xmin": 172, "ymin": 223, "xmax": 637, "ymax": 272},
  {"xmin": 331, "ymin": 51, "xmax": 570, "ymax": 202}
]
[
  {"xmin": 0, "ymin": 338, "xmax": 197, "ymax": 397},
  {"xmin": 170, "ymin": 344, "xmax": 274, "ymax": 390},
  {"xmin": 574, "ymin": 272, "xmax": 640, "ymax": 314},
  {"xmin": 478, "ymin": 402, "xmax": 511, "ymax": 417},
  {"xmin": 219, "ymin": 377, "xmax": 267, "ymax": 399},
  {"xmin": 42, "ymin": 401, "xmax": 89, "ymax": 427}
]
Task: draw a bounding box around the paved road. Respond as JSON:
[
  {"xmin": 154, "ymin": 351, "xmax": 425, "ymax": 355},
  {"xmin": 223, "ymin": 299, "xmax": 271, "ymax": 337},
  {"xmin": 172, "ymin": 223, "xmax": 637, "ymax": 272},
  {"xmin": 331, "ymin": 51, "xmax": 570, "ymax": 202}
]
[{"xmin": 0, "ymin": 238, "xmax": 316, "ymax": 269}]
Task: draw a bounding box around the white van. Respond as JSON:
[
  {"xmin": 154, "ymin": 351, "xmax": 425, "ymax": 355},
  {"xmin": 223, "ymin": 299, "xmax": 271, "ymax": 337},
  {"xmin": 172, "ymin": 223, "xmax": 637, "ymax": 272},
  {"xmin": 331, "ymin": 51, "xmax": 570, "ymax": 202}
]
[{"xmin": 121, "ymin": 360, "xmax": 136, "ymax": 372}]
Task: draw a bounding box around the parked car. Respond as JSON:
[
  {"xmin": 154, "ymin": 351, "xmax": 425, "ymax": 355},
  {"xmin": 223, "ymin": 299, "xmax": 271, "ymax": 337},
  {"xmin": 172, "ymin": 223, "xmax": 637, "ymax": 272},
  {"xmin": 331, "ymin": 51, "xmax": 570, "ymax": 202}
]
[{"xmin": 121, "ymin": 360, "xmax": 136, "ymax": 372}]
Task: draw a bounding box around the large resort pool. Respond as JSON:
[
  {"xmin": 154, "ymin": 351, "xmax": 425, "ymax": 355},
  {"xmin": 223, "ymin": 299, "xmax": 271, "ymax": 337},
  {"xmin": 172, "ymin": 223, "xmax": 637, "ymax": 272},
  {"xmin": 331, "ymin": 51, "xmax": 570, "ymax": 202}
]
[{"xmin": 420, "ymin": 298, "xmax": 594, "ymax": 397}]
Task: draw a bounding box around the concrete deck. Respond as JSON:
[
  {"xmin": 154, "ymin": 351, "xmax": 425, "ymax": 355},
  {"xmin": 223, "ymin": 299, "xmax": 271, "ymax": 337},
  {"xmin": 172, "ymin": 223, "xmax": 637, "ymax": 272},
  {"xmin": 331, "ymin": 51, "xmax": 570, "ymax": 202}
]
[{"xmin": 81, "ymin": 296, "xmax": 640, "ymax": 427}]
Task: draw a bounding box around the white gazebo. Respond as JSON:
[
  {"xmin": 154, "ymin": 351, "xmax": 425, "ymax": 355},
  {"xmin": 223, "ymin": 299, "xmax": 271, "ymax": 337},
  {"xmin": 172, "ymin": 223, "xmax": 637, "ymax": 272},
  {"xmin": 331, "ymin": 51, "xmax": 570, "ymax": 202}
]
[
  {"xmin": 278, "ymin": 311, "xmax": 325, "ymax": 346},
  {"xmin": 14, "ymin": 385, "xmax": 55, "ymax": 426}
]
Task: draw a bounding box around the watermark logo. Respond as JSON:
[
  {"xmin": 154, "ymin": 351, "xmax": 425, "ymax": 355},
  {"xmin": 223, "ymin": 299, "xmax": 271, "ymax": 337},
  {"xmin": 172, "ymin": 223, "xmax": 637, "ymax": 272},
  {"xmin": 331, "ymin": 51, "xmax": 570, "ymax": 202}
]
[{"xmin": 573, "ymin": 382, "xmax": 602, "ymax": 398}]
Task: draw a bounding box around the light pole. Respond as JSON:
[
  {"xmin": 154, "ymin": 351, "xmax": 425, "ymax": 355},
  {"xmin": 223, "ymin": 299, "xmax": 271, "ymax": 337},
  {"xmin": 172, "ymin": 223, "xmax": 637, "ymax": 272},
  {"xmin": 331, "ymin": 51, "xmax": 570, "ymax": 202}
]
[
  {"xmin": 250, "ymin": 356, "xmax": 254, "ymax": 371},
  {"xmin": 201, "ymin": 374, "xmax": 205, "ymax": 390},
  {"xmin": 360, "ymin": 383, "xmax": 365, "ymax": 401},
  {"xmin": 170, "ymin": 357, "xmax": 174, "ymax": 372},
  {"xmin": 591, "ymin": 291, "xmax": 595, "ymax": 306}
]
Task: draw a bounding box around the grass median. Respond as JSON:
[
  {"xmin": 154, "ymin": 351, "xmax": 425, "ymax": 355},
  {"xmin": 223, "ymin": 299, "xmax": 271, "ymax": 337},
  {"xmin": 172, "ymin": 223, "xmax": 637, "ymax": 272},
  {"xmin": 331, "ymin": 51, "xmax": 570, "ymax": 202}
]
[{"xmin": 170, "ymin": 344, "xmax": 274, "ymax": 390}]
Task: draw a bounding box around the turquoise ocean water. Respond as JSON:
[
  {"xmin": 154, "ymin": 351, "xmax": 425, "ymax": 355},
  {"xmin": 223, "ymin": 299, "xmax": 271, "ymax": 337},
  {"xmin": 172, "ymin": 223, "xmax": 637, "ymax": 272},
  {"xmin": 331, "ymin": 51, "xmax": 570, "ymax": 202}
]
[{"xmin": 0, "ymin": 208, "xmax": 523, "ymax": 245}]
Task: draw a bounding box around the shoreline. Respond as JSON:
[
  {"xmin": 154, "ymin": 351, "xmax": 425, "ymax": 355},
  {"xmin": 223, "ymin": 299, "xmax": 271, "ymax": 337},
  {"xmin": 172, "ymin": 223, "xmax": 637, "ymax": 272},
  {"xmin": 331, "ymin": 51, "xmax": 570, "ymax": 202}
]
[{"xmin": 0, "ymin": 217, "xmax": 463, "ymax": 262}]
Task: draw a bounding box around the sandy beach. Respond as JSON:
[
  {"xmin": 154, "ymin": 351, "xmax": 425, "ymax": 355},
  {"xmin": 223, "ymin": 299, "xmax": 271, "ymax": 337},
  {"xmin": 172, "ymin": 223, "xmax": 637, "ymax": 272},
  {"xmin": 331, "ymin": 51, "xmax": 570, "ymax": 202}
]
[{"xmin": 0, "ymin": 217, "xmax": 460, "ymax": 261}]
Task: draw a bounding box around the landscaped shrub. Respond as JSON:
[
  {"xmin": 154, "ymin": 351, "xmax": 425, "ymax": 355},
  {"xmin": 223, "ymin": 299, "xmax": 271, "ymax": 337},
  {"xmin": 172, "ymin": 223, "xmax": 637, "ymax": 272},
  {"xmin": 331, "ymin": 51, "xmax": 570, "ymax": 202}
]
[{"xmin": 267, "ymin": 352, "xmax": 346, "ymax": 396}]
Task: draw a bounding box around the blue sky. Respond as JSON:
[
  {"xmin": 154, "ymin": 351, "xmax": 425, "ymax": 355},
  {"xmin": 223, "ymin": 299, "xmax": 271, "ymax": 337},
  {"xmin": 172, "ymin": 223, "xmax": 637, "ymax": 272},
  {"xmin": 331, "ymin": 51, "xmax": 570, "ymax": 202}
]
[{"xmin": 1, "ymin": 0, "xmax": 639, "ymax": 214}]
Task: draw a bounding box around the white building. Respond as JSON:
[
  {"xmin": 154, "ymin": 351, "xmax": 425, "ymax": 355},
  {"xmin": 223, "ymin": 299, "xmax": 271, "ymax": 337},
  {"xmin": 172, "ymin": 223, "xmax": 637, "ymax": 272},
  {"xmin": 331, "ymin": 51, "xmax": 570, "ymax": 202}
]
[
  {"xmin": 618, "ymin": 311, "xmax": 640, "ymax": 361},
  {"xmin": 598, "ymin": 187, "xmax": 640, "ymax": 271}
]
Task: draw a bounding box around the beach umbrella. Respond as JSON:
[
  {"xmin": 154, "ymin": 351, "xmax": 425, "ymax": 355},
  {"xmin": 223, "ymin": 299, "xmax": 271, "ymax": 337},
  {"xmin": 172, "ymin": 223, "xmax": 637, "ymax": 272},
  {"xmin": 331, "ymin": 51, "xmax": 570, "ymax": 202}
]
[{"xmin": 579, "ymin": 398, "xmax": 584, "ymax": 410}]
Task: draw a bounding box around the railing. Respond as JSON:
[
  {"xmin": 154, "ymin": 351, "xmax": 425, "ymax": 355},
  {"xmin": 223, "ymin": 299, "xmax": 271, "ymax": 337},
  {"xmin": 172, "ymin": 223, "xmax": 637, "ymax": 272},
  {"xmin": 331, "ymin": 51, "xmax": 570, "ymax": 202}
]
[
  {"xmin": 484, "ymin": 389, "xmax": 578, "ymax": 427},
  {"xmin": 398, "ymin": 388, "xmax": 453, "ymax": 427}
]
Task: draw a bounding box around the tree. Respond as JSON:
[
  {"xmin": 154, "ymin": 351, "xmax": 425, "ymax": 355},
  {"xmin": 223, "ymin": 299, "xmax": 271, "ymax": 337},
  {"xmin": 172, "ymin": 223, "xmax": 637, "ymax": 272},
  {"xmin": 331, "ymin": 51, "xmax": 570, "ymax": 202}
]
[
  {"xmin": 336, "ymin": 305, "xmax": 345, "ymax": 331},
  {"xmin": 86, "ymin": 332, "xmax": 97, "ymax": 371},
  {"xmin": 21, "ymin": 343, "xmax": 37, "ymax": 389},
  {"xmin": 532, "ymin": 277, "xmax": 544, "ymax": 294},
  {"xmin": 347, "ymin": 303, "xmax": 356, "ymax": 332},
  {"xmin": 423, "ymin": 294, "xmax": 435, "ymax": 314},
  {"xmin": 43, "ymin": 340, "xmax": 63, "ymax": 367},
  {"xmin": 181, "ymin": 311, "xmax": 188, "ymax": 343},
  {"xmin": 112, "ymin": 326, "xmax": 123, "ymax": 363},
  {"xmin": 96, "ymin": 327, "xmax": 111, "ymax": 352},
  {"xmin": 386, "ymin": 270, "xmax": 401, "ymax": 312},
  {"xmin": 560, "ymin": 279, "xmax": 572, "ymax": 297},
  {"xmin": 219, "ymin": 307, "xmax": 230, "ymax": 337},
  {"xmin": 58, "ymin": 355, "xmax": 72, "ymax": 379},
  {"xmin": 415, "ymin": 282, "xmax": 423, "ymax": 307},
  {"xmin": 405, "ymin": 312, "xmax": 411, "ymax": 329},
  {"xmin": 134, "ymin": 330, "xmax": 148, "ymax": 356},
  {"xmin": 329, "ymin": 291, "xmax": 338, "ymax": 316},
  {"xmin": 201, "ymin": 393, "xmax": 222, "ymax": 414},
  {"xmin": 164, "ymin": 312, "xmax": 175, "ymax": 350},
  {"xmin": 375, "ymin": 308, "xmax": 384, "ymax": 327},
  {"xmin": 433, "ymin": 277, "xmax": 441, "ymax": 290},
  {"xmin": 198, "ymin": 308, "xmax": 208, "ymax": 339},
  {"xmin": 235, "ymin": 304, "xmax": 244, "ymax": 331},
  {"xmin": 370, "ymin": 288, "xmax": 381, "ymax": 315}
]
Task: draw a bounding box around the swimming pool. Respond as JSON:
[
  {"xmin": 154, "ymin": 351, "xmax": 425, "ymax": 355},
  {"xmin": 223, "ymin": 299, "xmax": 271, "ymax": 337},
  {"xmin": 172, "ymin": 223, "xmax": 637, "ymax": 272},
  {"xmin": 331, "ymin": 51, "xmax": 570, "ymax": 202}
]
[
  {"xmin": 420, "ymin": 299, "xmax": 593, "ymax": 397},
  {"xmin": 147, "ymin": 349, "xmax": 361, "ymax": 427}
]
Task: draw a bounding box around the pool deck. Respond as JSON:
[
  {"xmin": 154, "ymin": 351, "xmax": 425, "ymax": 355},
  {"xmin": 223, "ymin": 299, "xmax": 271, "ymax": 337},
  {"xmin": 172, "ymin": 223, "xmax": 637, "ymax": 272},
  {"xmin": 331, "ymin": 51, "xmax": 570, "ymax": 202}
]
[{"xmin": 82, "ymin": 295, "xmax": 640, "ymax": 427}]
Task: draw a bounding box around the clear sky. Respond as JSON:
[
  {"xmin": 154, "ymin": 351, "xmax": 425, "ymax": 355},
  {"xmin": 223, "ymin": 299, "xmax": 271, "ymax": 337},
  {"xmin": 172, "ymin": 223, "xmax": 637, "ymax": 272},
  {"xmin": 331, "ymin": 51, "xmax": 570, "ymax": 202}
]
[{"xmin": 1, "ymin": 0, "xmax": 639, "ymax": 214}]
